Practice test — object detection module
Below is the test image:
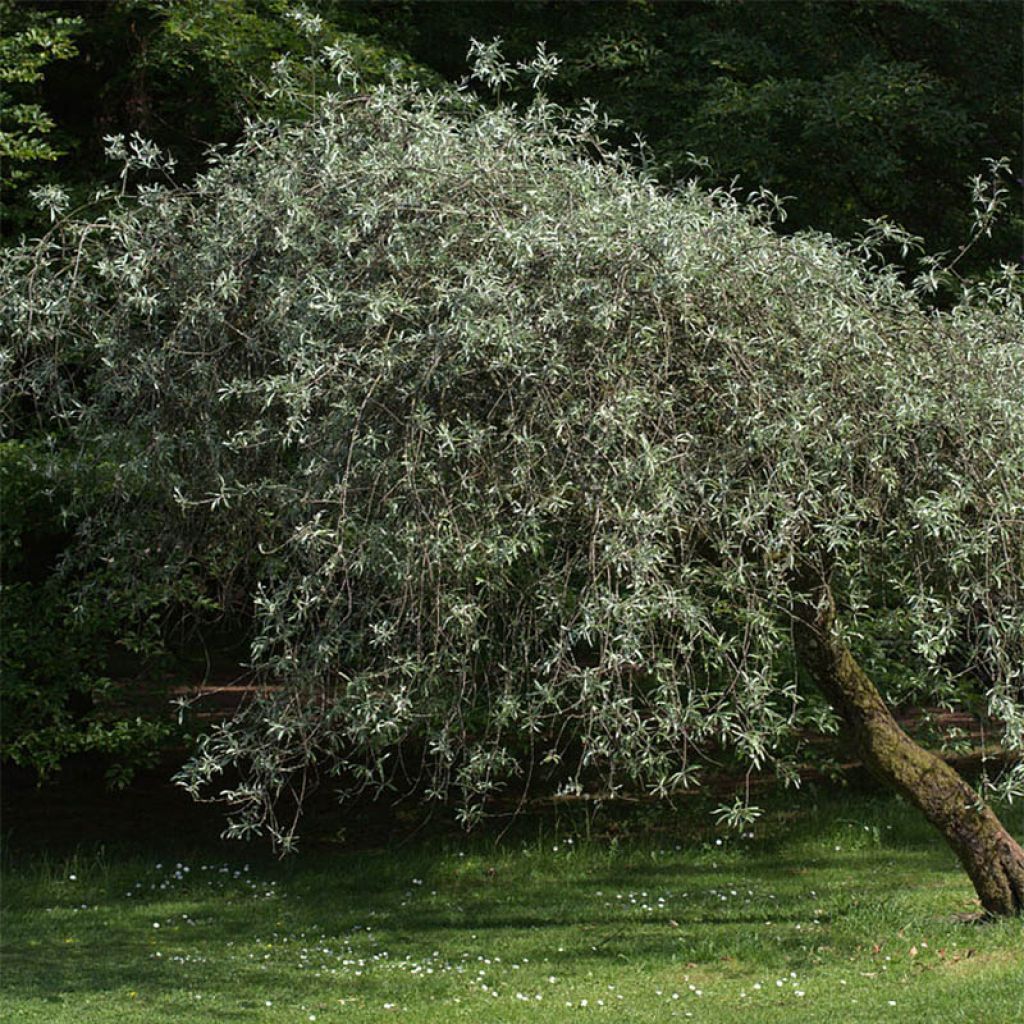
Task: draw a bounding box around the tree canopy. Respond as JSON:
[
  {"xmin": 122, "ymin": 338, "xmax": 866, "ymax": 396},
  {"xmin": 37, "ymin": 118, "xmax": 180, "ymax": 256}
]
[{"xmin": 3, "ymin": 38, "xmax": 1023, "ymax": 910}]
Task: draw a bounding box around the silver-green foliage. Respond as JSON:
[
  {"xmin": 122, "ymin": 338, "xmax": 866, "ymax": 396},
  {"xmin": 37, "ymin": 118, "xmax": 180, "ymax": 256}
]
[{"xmin": 3, "ymin": 50, "xmax": 1022, "ymax": 846}]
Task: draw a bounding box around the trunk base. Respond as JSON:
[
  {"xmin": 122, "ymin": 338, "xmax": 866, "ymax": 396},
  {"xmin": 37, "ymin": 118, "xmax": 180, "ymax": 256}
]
[
  {"xmin": 973, "ymin": 823, "xmax": 1024, "ymax": 918},
  {"xmin": 793, "ymin": 576, "xmax": 1024, "ymax": 917}
]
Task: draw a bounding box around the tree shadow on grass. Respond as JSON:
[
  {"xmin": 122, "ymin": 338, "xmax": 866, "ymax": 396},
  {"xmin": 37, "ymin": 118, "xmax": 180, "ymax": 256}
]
[
  {"xmin": 3, "ymin": 775, "xmax": 1003, "ymax": 1009},
  {"xmin": 0, "ymin": 839, "xmax": 984, "ymax": 1010}
]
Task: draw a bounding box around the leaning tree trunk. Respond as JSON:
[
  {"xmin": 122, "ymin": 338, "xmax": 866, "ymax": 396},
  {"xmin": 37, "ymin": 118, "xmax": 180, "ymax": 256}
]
[{"xmin": 792, "ymin": 577, "xmax": 1024, "ymax": 918}]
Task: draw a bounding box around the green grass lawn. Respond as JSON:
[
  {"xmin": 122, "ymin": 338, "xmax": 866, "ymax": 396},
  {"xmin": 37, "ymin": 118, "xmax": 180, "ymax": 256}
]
[{"xmin": 2, "ymin": 793, "xmax": 1022, "ymax": 1023}]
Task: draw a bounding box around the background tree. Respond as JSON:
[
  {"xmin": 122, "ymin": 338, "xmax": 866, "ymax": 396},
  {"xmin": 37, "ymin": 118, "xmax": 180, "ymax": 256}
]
[
  {"xmin": 0, "ymin": 438, "xmax": 176, "ymax": 784},
  {"xmin": 0, "ymin": 0, "xmax": 81, "ymax": 235},
  {"xmin": 4, "ymin": 49, "xmax": 1022, "ymax": 912}
]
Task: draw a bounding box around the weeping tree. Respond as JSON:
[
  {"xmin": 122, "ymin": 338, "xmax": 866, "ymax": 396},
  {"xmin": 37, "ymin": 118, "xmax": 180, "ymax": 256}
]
[{"xmin": 3, "ymin": 45, "xmax": 1023, "ymax": 915}]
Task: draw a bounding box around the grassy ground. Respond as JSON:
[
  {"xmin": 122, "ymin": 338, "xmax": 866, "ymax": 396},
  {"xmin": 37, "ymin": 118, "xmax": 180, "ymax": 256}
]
[{"xmin": 2, "ymin": 791, "xmax": 1022, "ymax": 1023}]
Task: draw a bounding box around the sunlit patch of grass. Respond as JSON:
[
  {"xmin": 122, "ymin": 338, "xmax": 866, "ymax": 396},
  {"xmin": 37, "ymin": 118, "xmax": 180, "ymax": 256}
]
[{"xmin": 2, "ymin": 793, "xmax": 1022, "ymax": 1022}]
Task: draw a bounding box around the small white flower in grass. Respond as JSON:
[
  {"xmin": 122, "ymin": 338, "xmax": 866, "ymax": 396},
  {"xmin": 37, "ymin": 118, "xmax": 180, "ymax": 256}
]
[
  {"xmin": 69, "ymin": 874, "xmax": 77, "ymax": 881},
  {"xmin": 888, "ymin": 1001, "xmax": 897, "ymax": 1007},
  {"xmin": 153, "ymin": 923, "xmax": 160, "ymax": 929}
]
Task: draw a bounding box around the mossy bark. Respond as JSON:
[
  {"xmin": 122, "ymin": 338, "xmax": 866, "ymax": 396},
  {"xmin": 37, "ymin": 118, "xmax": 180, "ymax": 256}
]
[{"xmin": 793, "ymin": 578, "xmax": 1024, "ymax": 918}]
